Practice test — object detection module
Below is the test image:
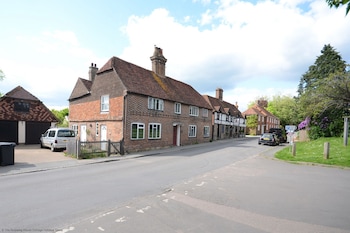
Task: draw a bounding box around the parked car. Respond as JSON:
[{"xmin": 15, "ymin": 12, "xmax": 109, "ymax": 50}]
[
  {"xmin": 40, "ymin": 128, "xmax": 76, "ymax": 152},
  {"xmin": 258, "ymin": 133, "xmax": 280, "ymax": 146},
  {"xmin": 268, "ymin": 128, "xmax": 287, "ymax": 143}
]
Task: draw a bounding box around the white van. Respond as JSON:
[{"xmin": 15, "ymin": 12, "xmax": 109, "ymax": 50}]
[{"xmin": 40, "ymin": 128, "xmax": 76, "ymax": 152}]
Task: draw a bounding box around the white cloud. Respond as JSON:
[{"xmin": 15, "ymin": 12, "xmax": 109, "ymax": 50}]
[
  {"xmin": 0, "ymin": 30, "xmax": 105, "ymax": 109},
  {"xmin": 120, "ymin": 0, "xmax": 350, "ymax": 112}
]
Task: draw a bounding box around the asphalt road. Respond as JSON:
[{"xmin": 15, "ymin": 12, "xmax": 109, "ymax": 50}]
[{"xmin": 0, "ymin": 138, "xmax": 349, "ymax": 233}]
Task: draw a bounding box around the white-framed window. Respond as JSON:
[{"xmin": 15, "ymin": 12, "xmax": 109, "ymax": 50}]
[
  {"xmin": 202, "ymin": 108, "xmax": 208, "ymax": 117},
  {"xmin": 96, "ymin": 122, "xmax": 99, "ymax": 136},
  {"xmin": 148, "ymin": 97, "xmax": 164, "ymax": 111},
  {"xmin": 148, "ymin": 123, "xmax": 161, "ymax": 139},
  {"xmin": 203, "ymin": 126, "xmax": 210, "ymax": 137},
  {"xmin": 189, "ymin": 106, "xmax": 199, "ymax": 116},
  {"xmin": 188, "ymin": 125, "xmax": 197, "ymax": 137},
  {"xmin": 174, "ymin": 103, "xmax": 181, "ymax": 114},
  {"xmin": 72, "ymin": 124, "xmax": 78, "ymax": 136},
  {"xmin": 101, "ymin": 95, "xmax": 109, "ymax": 112},
  {"xmin": 131, "ymin": 123, "xmax": 145, "ymax": 139}
]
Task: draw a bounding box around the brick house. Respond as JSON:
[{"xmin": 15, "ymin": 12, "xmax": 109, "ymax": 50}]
[
  {"xmin": 69, "ymin": 47, "xmax": 212, "ymax": 152},
  {"xmin": 0, "ymin": 86, "xmax": 58, "ymax": 144},
  {"xmin": 203, "ymin": 88, "xmax": 246, "ymax": 140},
  {"xmin": 242, "ymin": 100, "xmax": 280, "ymax": 135}
]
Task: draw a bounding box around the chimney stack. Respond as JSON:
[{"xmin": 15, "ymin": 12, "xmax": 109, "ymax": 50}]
[
  {"xmin": 150, "ymin": 46, "xmax": 167, "ymax": 77},
  {"xmin": 89, "ymin": 63, "xmax": 98, "ymax": 82},
  {"xmin": 216, "ymin": 88, "xmax": 223, "ymax": 101}
]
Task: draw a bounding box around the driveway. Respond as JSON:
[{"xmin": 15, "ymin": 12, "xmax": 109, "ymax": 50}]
[{"xmin": 14, "ymin": 144, "xmax": 74, "ymax": 164}]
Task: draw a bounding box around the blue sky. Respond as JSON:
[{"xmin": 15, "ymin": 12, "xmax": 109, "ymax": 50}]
[{"xmin": 1, "ymin": 0, "xmax": 349, "ymax": 111}]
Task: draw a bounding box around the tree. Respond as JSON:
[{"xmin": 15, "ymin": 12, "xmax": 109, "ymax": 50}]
[
  {"xmin": 297, "ymin": 44, "xmax": 348, "ymax": 138},
  {"xmin": 51, "ymin": 108, "xmax": 69, "ymax": 127},
  {"xmin": 0, "ymin": 69, "xmax": 4, "ymax": 80},
  {"xmin": 266, "ymin": 95, "xmax": 301, "ymax": 127},
  {"xmin": 0, "ymin": 69, "xmax": 4, "ymax": 97},
  {"xmin": 297, "ymin": 44, "xmax": 347, "ymax": 118},
  {"xmin": 326, "ymin": 0, "xmax": 350, "ymax": 15},
  {"xmin": 246, "ymin": 115, "xmax": 258, "ymax": 135}
]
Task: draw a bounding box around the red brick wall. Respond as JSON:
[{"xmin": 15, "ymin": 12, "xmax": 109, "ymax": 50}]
[
  {"xmin": 69, "ymin": 96, "xmax": 124, "ymax": 141},
  {"xmin": 124, "ymin": 94, "xmax": 212, "ymax": 152}
]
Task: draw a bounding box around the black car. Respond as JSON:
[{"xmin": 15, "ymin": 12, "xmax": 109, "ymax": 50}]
[
  {"xmin": 268, "ymin": 128, "xmax": 286, "ymax": 143},
  {"xmin": 258, "ymin": 133, "xmax": 280, "ymax": 146}
]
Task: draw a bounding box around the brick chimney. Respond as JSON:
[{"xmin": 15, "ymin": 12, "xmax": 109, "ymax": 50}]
[
  {"xmin": 150, "ymin": 46, "xmax": 167, "ymax": 77},
  {"xmin": 257, "ymin": 99, "xmax": 268, "ymax": 108},
  {"xmin": 89, "ymin": 63, "xmax": 98, "ymax": 82},
  {"xmin": 216, "ymin": 88, "xmax": 223, "ymax": 101}
]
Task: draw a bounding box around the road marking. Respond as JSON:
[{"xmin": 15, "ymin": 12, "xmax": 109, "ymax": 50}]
[
  {"xmin": 115, "ymin": 216, "xmax": 127, "ymax": 223},
  {"xmin": 136, "ymin": 206, "xmax": 151, "ymax": 213},
  {"xmin": 196, "ymin": 181, "xmax": 206, "ymax": 187},
  {"xmin": 98, "ymin": 226, "xmax": 105, "ymax": 231},
  {"xmin": 172, "ymin": 192, "xmax": 349, "ymax": 233}
]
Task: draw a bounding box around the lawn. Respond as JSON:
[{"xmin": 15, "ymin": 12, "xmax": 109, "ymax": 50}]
[{"xmin": 275, "ymin": 137, "xmax": 350, "ymax": 167}]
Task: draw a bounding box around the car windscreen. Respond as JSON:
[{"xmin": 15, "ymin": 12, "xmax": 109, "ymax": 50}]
[{"xmin": 57, "ymin": 130, "xmax": 75, "ymax": 137}]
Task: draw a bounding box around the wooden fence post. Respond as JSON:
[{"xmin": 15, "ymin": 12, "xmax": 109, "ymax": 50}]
[
  {"xmin": 107, "ymin": 139, "xmax": 111, "ymax": 157},
  {"xmin": 324, "ymin": 142, "xmax": 330, "ymax": 159},
  {"xmin": 292, "ymin": 142, "xmax": 296, "ymax": 157}
]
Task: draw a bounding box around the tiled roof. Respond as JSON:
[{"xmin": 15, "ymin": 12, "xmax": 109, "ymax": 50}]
[
  {"xmin": 242, "ymin": 104, "xmax": 278, "ymax": 119},
  {"xmin": 203, "ymin": 95, "xmax": 243, "ymax": 118},
  {"xmin": 0, "ymin": 86, "xmax": 58, "ymax": 122},
  {"xmin": 4, "ymin": 86, "xmax": 39, "ymax": 101},
  {"xmin": 97, "ymin": 56, "xmax": 211, "ymax": 109},
  {"xmin": 69, "ymin": 78, "xmax": 92, "ymax": 100}
]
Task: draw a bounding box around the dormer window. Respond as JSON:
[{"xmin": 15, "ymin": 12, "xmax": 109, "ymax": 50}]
[
  {"xmin": 189, "ymin": 106, "xmax": 199, "ymax": 116},
  {"xmin": 148, "ymin": 97, "xmax": 164, "ymax": 111},
  {"xmin": 14, "ymin": 101, "xmax": 30, "ymax": 112},
  {"xmin": 174, "ymin": 103, "xmax": 181, "ymax": 114}
]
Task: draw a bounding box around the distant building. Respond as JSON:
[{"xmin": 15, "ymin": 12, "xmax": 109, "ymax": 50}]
[
  {"xmin": 0, "ymin": 86, "xmax": 58, "ymax": 144},
  {"xmin": 69, "ymin": 47, "xmax": 212, "ymax": 153},
  {"xmin": 203, "ymin": 88, "xmax": 246, "ymax": 140},
  {"xmin": 242, "ymin": 100, "xmax": 280, "ymax": 135}
]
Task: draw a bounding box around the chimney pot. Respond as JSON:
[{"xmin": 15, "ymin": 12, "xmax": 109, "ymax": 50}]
[
  {"xmin": 216, "ymin": 88, "xmax": 223, "ymax": 101},
  {"xmin": 89, "ymin": 63, "xmax": 98, "ymax": 82},
  {"xmin": 150, "ymin": 47, "xmax": 167, "ymax": 77}
]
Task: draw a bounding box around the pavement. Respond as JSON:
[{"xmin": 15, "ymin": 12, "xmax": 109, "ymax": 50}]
[{"xmin": 0, "ymin": 137, "xmax": 277, "ymax": 176}]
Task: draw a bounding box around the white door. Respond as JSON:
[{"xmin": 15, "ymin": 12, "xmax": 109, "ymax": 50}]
[
  {"xmin": 81, "ymin": 125, "xmax": 87, "ymax": 142},
  {"xmin": 101, "ymin": 125, "xmax": 107, "ymax": 150}
]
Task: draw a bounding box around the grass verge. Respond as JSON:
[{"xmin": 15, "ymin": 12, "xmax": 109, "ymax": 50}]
[{"xmin": 275, "ymin": 137, "xmax": 350, "ymax": 167}]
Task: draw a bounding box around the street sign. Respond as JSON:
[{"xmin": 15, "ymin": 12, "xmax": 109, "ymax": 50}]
[{"xmin": 285, "ymin": 125, "xmax": 297, "ymax": 133}]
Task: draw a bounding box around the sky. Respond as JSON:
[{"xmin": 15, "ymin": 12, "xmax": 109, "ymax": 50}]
[{"xmin": 1, "ymin": 0, "xmax": 349, "ymax": 112}]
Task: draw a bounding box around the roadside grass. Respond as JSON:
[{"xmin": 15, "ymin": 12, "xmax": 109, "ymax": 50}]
[{"xmin": 275, "ymin": 137, "xmax": 350, "ymax": 167}]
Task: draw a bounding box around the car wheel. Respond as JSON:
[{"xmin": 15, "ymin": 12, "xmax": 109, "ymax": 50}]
[
  {"xmin": 51, "ymin": 144, "xmax": 56, "ymax": 152},
  {"xmin": 40, "ymin": 142, "xmax": 44, "ymax": 148}
]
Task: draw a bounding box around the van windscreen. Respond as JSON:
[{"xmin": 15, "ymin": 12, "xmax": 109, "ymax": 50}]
[{"xmin": 57, "ymin": 130, "xmax": 75, "ymax": 137}]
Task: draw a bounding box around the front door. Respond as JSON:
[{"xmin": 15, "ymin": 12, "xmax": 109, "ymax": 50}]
[
  {"xmin": 101, "ymin": 125, "xmax": 107, "ymax": 150},
  {"xmin": 173, "ymin": 125, "xmax": 181, "ymax": 146},
  {"xmin": 81, "ymin": 125, "xmax": 87, "ymax": 142}
]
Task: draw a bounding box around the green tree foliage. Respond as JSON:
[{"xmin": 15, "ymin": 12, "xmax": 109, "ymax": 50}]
[
  {"xmin": 326, "ymin": 0, "xmax": 350, "ymax": 15},
  {"xmin": 266, "ymin": 95, "xmax": 301, "ymax": 127},
  {"xmin": 297, "ymin": 44, "xmax": 347, "ymax": 118},
  {"xmin": 246, "ymin": 115, "xmax": 258, "ymax": 134},
  {"xmin": 51, "ymin": 108, "xmax": 69, "ymax": 127},
  {"xmin": 0, "ymin": 69, "xmax": 4, "ymax": 97},
  {"xmin": 297, "ymin": 44, "xmax": 348, "ymax": 138}
]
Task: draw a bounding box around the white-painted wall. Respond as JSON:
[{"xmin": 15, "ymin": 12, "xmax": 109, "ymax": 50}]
[{"xmin": 18, "ymin": 121, "xmax": 25, "ymax": 144}]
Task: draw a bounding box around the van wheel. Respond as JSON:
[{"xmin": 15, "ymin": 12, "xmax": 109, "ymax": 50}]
[{"xmin": 51, "ymin": 144, "xmax": 56, "ymax": 152}]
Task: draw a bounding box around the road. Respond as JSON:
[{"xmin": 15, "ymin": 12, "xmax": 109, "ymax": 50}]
[{"xmin": 0, "ymin": 138, "xmax": 349, "ymax": 233}]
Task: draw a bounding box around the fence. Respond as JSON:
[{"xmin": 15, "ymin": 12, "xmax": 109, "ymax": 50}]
[{"xmin": 66, "ymin": 139, "xmax": 124, "ymax": 159}]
